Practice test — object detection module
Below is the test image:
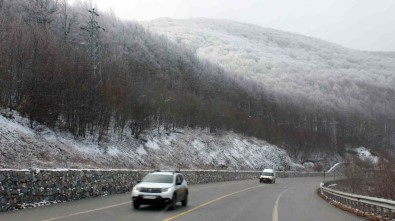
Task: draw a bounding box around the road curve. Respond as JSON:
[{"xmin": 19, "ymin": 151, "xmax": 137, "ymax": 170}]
[{"xmin": 0, "ymin": 177, "xmax": 362, "ymax": 221}]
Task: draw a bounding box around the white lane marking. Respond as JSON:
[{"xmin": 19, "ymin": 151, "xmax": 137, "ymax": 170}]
[{"xmin": 272, "ymin": 187, "xmax": 295, "ymax": 221}]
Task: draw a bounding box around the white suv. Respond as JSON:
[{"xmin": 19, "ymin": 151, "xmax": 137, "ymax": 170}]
[
  {"xmin": 259, "ymin": 168, "xmax": 276, "ymax": 183},
  {"xmin": 131, "ymin": 171, "xmax": 188, "ymax": 210}
]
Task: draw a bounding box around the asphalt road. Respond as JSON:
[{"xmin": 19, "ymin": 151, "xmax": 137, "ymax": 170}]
[{"xmin": 0, "ymin": 177, "xmax": 363, "ymax": 221}]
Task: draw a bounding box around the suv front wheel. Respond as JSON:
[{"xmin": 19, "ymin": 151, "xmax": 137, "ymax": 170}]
[
  {"xmin": 133, "ymin": 201, "xmax": 140, "ymax": 209},
  {"xmin": 168, "ymin": 193, "xmax": 177, "ymax": 210},
  {"xmin": 181, "ymin": 193, "xmax": 188, "ymax": 206}
]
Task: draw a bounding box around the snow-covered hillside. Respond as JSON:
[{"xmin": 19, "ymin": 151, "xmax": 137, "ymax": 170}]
[
  {"xmin": 348, "ymin": 147, "xmax": 379, "ymax": 164},
  {"xmin": 145, "ymin": 18, "xmax": 395, "ymax": 119},
  {"xmin": 0, "ymin": 109, "xmax": 300, "ymax": 170}
]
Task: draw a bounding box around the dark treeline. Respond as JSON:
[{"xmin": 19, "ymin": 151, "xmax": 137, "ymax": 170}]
[{"xmin": 0, "ymin": 0, "xmax": 393, "ymax": 158}]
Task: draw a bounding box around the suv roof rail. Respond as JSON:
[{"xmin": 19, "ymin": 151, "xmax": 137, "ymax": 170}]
[{"xmin": 154, "ymin": 169, "xmax": 161, "ymax": 172}]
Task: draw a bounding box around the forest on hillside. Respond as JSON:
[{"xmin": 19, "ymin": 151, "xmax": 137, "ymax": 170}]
[
  {"xmin": 146, "ymin": 18, "xmax": 395, "ymax": 122},
  {"xmin": 0, "ymin": 0, "xmax": 393, "ymax": 159}
]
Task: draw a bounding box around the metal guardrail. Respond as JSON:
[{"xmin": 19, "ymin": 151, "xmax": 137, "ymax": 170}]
[{"xmin": 320, "ymin": 183, "xmax": 395, "ymax": 220}]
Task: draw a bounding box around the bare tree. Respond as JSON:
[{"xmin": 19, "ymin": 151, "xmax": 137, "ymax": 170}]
[
  {"xmin": 23, "ymin": 0, "xmax": 59, "ymax": 28},
  {"xmin": 58, "ymin": 0, "xmax": 76, "ymax": 43}
]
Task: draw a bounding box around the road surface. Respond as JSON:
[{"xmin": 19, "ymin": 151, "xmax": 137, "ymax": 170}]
[{"xmin": 0, "ymin": 177, "xmax": 362, "ymax": 221}]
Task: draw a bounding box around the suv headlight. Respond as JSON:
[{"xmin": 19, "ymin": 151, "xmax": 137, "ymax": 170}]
[
  {"xmin": 161, "ymin": 188, "xmax": 170, "ymax": 192},
  {"xmin": 133, "ymin": 186, "xmax": 141, "ymax": 191}
]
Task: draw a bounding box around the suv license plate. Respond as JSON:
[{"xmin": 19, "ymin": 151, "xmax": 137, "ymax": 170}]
[{"xmin": 143, "ymin": 196, "xmax": 156, "ymax": 199}]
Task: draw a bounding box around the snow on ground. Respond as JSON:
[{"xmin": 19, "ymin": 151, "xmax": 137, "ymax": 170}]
[
  {"xmin": 0, "ymin": 109, "xmax": 301, "ymax": 170},
  {"xmin": 353, "ymin": 147, "xmax": 379, "ymax": 164}
]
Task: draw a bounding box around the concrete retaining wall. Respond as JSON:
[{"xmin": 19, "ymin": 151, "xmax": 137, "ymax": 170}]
[{"xmin": 0, "ymin": 169, "xmax": 323, "ymax": 211}]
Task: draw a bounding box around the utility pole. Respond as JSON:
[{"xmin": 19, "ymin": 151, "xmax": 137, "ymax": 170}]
[
  {"xmin": 81, "ymin": 8, "xmax": 105, "ymax": 79},
  {"xmin": 328, "ymin": 119, "xmax": 339, "ymax": 151}
]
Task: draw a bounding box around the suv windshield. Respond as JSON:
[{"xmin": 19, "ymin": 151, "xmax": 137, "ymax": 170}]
[
  {"xmin": 262, "ymin": 172, "xmax": 274, "ymax": 176},
  {"xmin": 142, "ymin": 174, "xmax": 173, "ymax": 183}
]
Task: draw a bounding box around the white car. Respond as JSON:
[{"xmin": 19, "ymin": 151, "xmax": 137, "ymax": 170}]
[
  {"xmin": 131, "ymin": 171, "xmax": 188, "ymax": 210},
  {"xmin": 259, "ymin": 168, "xmax": 276, "ymax": 183}
]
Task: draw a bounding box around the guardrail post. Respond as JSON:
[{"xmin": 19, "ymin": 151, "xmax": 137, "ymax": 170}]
[
  {"xmin": 358, "ymin": 202, "xmax": 363, "ymax": 212},
  {"xmin": 388, "ymin": 208, "xmax": 392, "ymax": 219},
  {"xmin": 368, "ymin": 204, "xmax": 371, "ymax": 214},
  {"xmin": 380, "ymin": 207, "xmax": 384, "ymax": 218}
]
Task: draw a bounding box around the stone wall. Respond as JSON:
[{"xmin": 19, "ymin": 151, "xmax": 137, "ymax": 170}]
[{"xmin": 0, "ymin": 169, "xmax": 323, "ymax": 212}]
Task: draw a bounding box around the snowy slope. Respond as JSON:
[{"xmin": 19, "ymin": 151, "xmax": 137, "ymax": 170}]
[
  {"xmin": 0, "ymin": 109, "xmax": 300, "ymax": 170},
  {"xmin": 144, "ymin": 18, "xmax": 395, "ymax": 118},
  {"xmin": 351, "ymin": 147, "xmax": 379, "ymax": 164}
]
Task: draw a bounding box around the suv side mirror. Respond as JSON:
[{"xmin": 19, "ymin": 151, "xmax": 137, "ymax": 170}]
[{"xmin": 176, "ymin": 180, "xmax": 182, "ymax": 185}]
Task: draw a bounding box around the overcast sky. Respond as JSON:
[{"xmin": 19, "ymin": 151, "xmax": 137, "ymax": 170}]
[{"xmin": 75, "ymin": 0, "xmax": 395, "ymax": 51}]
